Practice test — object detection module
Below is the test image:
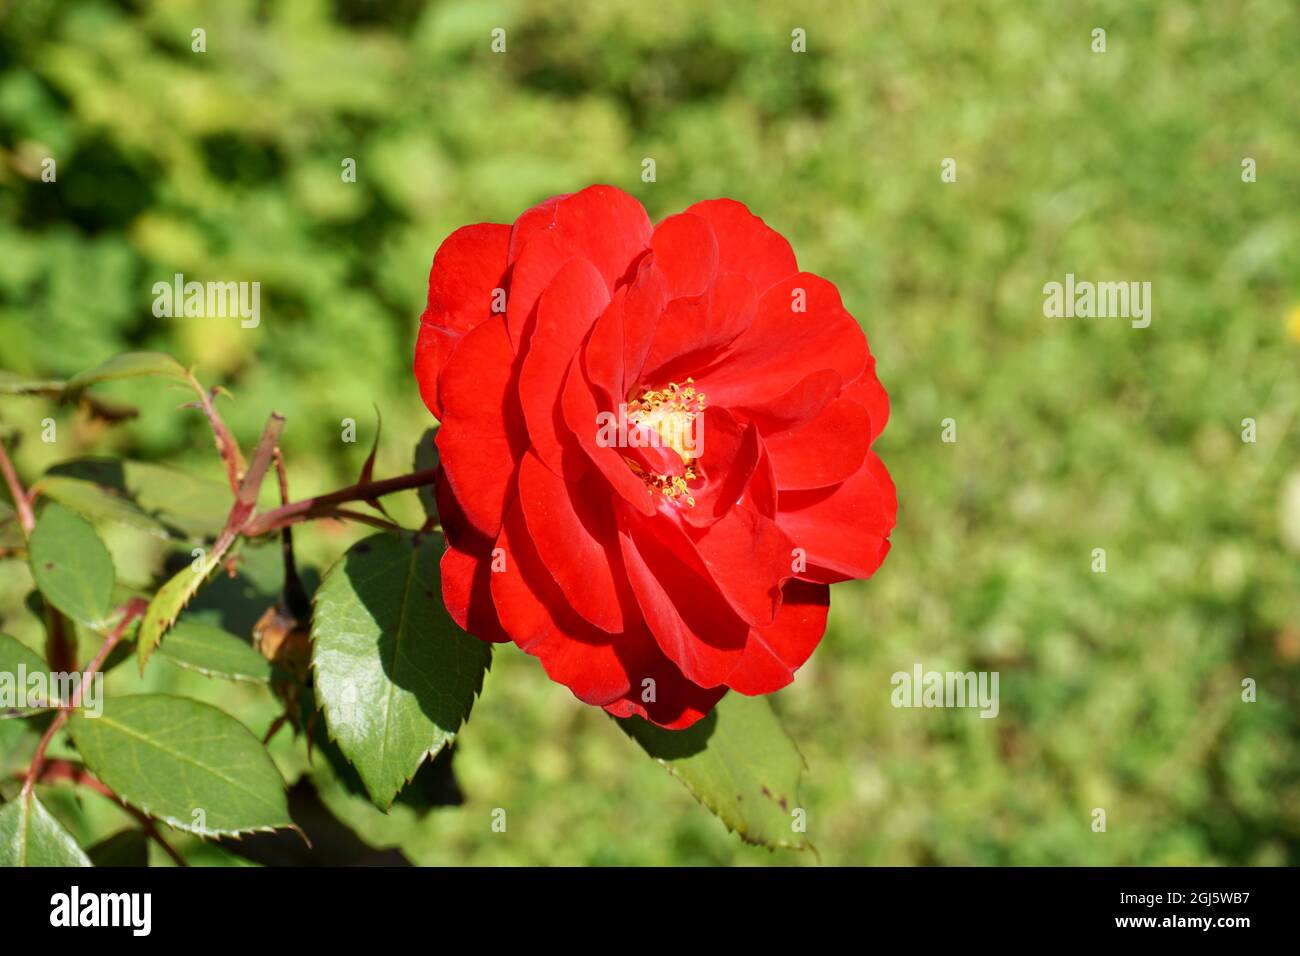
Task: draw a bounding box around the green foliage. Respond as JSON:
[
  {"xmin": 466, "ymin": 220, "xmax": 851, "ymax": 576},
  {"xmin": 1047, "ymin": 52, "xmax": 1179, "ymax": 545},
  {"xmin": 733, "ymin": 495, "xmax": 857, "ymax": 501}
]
[
  {"xmin": 86, "ymin": 828, "xmax": 149, "ymax": 867},
  {"xmin": 0, "ymin": 633, "xmax": 49, "ymax": 715},
  {"xmin": 34, "ymin": 458, "xmax": 235, "ymax": 541},
  {"xmin": 0, "ymin": 503, "xmax": 23, "ymax": 552},
  {"xmin": 156, "ymin": 620, "xmax": 273, "ymax": 684},
  {"xmin": 0, "ymin": 792, "xmax": 92, "ymax": 867},
  {"xmin": 312, "ymin": 532, "xmax": 491, "ymax": 809},
  {"xmin": 67, "ymin": 694, "xmax": 291, "ymax": 837},
  {"xmin": 136, "ymin": 542, "xmax": 228, "ymax": 673},
  {"xmin": 621, "ymin": 695, "xmax": 809, "ymax": 849},
  {"xmin": 28, "ymin": 502, "xmax": 115, "ymax": 629},
  {"xmin": 62, "ymin": 350, "xmax": 189, "ymax": 397},
  {"xmin": 0, "ymin": 0, "xmax": 1295, "ymax": 866},
  {"xmin": 0, "ymin": 371, "xmax": 63, "ymax": 396}
]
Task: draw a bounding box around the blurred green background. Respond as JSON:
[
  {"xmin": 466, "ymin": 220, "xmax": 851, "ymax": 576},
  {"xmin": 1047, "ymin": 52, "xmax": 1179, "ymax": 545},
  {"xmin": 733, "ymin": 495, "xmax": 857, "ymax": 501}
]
[{"xmin": 2, "ymin": 0, "xmax": 1299, "ymax": 865}]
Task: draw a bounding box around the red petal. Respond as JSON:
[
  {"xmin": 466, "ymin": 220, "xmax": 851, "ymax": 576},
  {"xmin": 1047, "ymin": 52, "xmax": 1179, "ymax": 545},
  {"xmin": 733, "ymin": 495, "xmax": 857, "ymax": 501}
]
[
  {"xmin": 681, "ymin": 407, "xmax": 756, "ymax": 526},
  {"xmin": 617, "ymin": 508, "xmax": 749, "ymax": 688},
  {"xmin": 490, "ymin": 502, "xmax": 631, "ymax": 706},
  {"xmin": 683, "ymin": 198, "xmax": 798, "ymax": 294},
  {"xmin": 493, "ymin": 496, "xmax": 723, "ymax": 726},
  {"xmin": 765, "ymin": 396, "xmax": 872, "ymax": 489},
  {"xmin": 425, "ymin": 223, "xmax": 513, "ymax": 333},
  {"xmin": 637, "ymin": 273, "xmax": 757, "ymax": 387},
  {"xmin": 777, "ymin": 451, "xmax": 896, "ymax": 583},
  {"xmin": 436, "ymin": 315, "xmax": 526, "ymax": 538},
  {"xmin": 731, "ymin": 368, "xmax": 841, "ymax": 433},
  {"xmin": 619, "ymin": 433, "xmax": 688, "ymax": 480},
  {"xmin": 518, "ymin": 257, "xmax": 610, "ymax": 472},
  {"xmin": 414, "ymin": 223, "xmax": 511, "ymax": 417},
  {"xmin": 504, "ymin": 185, "xmax": 652, "ymax": 350},
  {"xmin": 507, "ymin": 194, "xmax": 566, "ymax": 261},
  {"xmin": 559, "ymin": 360, "xmax": 658, "ymax": 517},
  {"xmin": 693, "ymin": 273, "xmax": 866, "ymax": 410},
  {"xmin": 437, "ymin": 473, "xmax": 510, "ymax": 644},
  {"xmin": 843, "ymin": 360, "xmax": 890, "ymax": 444},
  {"xmin": 726, "ymin": 580, "xmax": 829, "ymax": 695},
  {"xmin": 648, "ymin": 212, "xmax": 718, "ymax": 298},
  {"xmin": 601, "ymin": 634, "xmax": 727, "ymax": 730},
  {"xmin": 441, "ymin": 541, "xmax": 511, "ymax": 645},
  {"xmin": 414, "ymin": 323, "xmax": 457, "ymax": 421},
  {"xmin": 745, "ymin": 434, "xmax": 780, "ymax": 520},
  {"xmin": 683, "ymin": 505, "xmax": 793, "ymax": 627},
  {"xmin": 584, "ymin": 255, "xmax": 669, "ymax": 403},
  {"xmin": 517, "ymin": 450, "xmax": 628, "ymax": 634}
]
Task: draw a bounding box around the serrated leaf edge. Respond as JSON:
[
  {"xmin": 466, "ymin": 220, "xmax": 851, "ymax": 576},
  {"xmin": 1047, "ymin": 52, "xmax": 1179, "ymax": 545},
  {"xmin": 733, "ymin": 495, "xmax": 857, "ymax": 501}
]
[
  {"xmin": 66, "ymin": 693, "xmax": 295, "ymax": 839},
  {"xmin": 308, "ymin": 533, "xmax": 491, "ymax": 811},
  {"xmin": 136, "ymin": 543, "xmax": 234, "ymax": 674},
  {"xmin": 620, "ymin": 700, "xmax": 811, "ymax": 852}
]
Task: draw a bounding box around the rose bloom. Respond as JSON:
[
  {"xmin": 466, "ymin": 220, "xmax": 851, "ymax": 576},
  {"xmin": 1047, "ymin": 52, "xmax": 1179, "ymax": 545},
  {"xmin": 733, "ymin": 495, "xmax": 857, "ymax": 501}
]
[{"xmin": 415, "ymin": 186, "xmax": 895, "ymax": 729}]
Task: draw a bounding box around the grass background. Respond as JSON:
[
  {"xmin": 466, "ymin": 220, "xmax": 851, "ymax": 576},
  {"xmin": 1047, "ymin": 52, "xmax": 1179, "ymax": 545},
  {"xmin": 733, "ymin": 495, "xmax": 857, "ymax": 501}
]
[{"xmin": 1, "ymin": 0, "xmax": 1299, "ymax": 864}]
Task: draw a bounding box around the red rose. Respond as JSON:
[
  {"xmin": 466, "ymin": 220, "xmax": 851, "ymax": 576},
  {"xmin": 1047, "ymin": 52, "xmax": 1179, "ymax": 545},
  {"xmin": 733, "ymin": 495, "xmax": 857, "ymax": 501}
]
[{"xmin": 415, "ymin": 185, "xmax": 895, "ymax": 729}]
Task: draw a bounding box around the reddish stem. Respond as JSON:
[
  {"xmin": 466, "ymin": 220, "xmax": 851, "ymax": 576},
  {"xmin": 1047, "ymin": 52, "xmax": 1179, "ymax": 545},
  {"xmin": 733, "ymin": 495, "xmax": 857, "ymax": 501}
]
[
  {"xmin": 0, "ymin": 440, "xmax": 35, "ymax": 536},
  {"xmin": 207, "ymin": 412, "xmax": 285, "ymax": 552},
  {"xmin": 21, "ymin": 598, "xmax": 147, "ymax": 799},
  {"xmin": 28, "ymin": 760, "xmax": 187, "ymax": 867},
  {"xmin": 187, "ymin": 376, "xmax": 245, "ymax": 494},
  {"xmin": 29, "ymin": 758, "xmax": 114, "ymax": 797},
  {"xmin": 241, "ymin": 467, "xmax": 439, "ymax": 537}
]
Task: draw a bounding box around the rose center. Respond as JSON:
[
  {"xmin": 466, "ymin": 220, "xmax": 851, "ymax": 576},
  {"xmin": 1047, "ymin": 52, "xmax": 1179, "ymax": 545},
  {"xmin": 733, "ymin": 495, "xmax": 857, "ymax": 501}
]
[{"xmin": 626, "ymin": 379, "xmax": 705, "ymax": 506}]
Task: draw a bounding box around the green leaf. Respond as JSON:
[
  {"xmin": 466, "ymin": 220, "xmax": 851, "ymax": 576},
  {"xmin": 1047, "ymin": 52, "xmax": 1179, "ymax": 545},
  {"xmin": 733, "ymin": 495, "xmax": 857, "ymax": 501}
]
[
  {"xmin": 0, "ymin": 792, "xmax": 92, "ymax": 866},
  {"xmin": 157, "ymin": 620, "xmax": 272, "ymax": 683},
  {"xmin": 68, "ymin": 694, "xmax": 292, "ymax": 837},
  {"xmin": 32, "ymin": 475, "xmax": 171, "ymax": 539},
  {"xmin": 35, "ymin": 458, "xmax": 233, "ymax": 540},
  {"xmin": 311, "ymin": 532, "xmax": 490, "ymax": 809},
  {"xmin": 28, "ymin": 502, "xmax": 116, "ymax": 629},
  {"xmin": 137, "ymin": 545, "xmax": 229, "ymax": 673},
  {"xmin": 87, "ymin": 828, "xmax": 149, "ymax": 867},
  {"xmin": 0, "ymin": 374, "xmax": 138, "ymax": 424},
  {"xmin": 0, "ymin": 714, "xmax": 49, "ymax": 773},
  {"xmin": 0, "ymin": 633, "xmax": 52, "ymax": 717},
  {"xmin": 619, "ymin": 695, "xmax": 809, "ymax": 850},
  {"xmin": 183, "ymin": 540, "xmax": 318, "ymax": 640},
  {"xmin": 0, "ymin": 371, "xmax": 64, "ymax": 396},
  {"xmin": 0, "ymin": 502, "xmax": 24, "ymax": 553},
  {"xmin": 63, "ymin": 351, "xmax": 189, "ymax": 395}
]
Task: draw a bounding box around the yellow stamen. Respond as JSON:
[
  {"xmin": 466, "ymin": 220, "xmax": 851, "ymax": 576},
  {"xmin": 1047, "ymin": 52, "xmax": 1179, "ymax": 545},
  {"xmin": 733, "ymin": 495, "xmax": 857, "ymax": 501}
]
[{"xmin": 625, "ymin": 379, "xmax": 705, "ymax": 507}]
